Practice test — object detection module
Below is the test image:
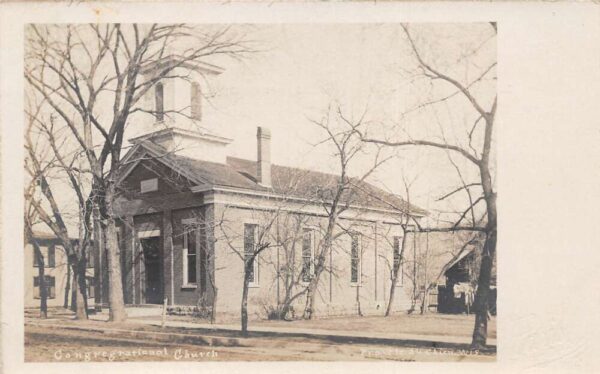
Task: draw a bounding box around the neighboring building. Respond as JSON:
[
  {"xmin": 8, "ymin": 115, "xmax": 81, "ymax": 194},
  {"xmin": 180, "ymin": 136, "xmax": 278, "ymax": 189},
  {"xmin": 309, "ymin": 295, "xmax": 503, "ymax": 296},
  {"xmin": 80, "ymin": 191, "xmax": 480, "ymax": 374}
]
[
  {"xmin": 93, "ymin": 56, "xmax": 431, "ymax": 321},
  {"xmin": 25, "ymin": 232, "xmax": 95, "ymax": 309},
  {"xmin": 437, "ymin": 246, "xmax": 497, "ymax": 315}
]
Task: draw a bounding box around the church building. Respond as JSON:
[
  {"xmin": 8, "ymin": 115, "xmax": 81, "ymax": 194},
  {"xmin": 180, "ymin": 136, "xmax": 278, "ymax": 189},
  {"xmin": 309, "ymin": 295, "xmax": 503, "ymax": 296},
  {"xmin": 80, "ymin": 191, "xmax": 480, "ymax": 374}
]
[{"xmin": 94, "ymin": 56, "xmax": 426, "ymax": 321}]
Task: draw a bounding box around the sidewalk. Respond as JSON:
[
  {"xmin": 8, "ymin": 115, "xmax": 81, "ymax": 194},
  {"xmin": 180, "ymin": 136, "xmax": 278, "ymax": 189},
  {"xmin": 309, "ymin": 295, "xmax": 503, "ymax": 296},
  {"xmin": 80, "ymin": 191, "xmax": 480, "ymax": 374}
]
[
  {"xmin": 131, "ymin": 318, "xmax": 496, "ymax": 347},
  {"xmin": 62, "ymin": 307, "xmax": 496, "ymax": 350}
]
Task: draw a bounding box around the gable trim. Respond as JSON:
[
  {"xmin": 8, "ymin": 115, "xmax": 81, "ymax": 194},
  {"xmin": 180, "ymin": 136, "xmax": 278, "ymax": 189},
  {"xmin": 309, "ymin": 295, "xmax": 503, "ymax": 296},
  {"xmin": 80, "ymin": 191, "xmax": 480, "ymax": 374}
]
[
  {"xmin": 116, "ymin": 142, "xmax": 209, "ymax": 188},
  {"xmin": 195, "ymin": 184, "xmax": 425, "ymax": 219}
]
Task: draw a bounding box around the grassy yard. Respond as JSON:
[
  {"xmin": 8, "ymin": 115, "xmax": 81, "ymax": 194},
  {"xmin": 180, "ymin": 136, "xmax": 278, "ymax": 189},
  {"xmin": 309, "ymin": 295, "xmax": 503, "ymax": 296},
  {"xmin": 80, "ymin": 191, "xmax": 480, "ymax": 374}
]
[{"xmin": 253, "ymin": 313, "xmax": 496, "ymax": 339}]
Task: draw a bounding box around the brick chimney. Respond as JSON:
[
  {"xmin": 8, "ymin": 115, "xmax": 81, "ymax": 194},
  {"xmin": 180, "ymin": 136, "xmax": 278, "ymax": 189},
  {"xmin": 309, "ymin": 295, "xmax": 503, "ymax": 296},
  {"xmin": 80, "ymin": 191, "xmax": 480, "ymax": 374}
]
[{"xmin": 256, "ymin": 127, "xmax": 271, "ymax": 187}]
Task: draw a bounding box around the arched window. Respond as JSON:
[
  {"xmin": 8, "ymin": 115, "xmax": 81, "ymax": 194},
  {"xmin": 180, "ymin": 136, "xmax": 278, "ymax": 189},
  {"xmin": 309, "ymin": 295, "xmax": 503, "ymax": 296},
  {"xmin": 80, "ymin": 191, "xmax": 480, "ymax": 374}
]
[
  {"xmin": 190, "ymin": 82, "xmax": 202, "ymax": 121},
  {"xmin": 154, "ymin": 82, "xmax": 164, "ymax": 121}
]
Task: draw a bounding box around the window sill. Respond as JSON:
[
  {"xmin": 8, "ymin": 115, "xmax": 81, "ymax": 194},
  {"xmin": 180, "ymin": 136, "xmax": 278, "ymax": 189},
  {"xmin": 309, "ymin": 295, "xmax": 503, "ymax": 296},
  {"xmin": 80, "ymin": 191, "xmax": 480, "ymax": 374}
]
[
  {"xmin": 181, "ymin": 284, "xmax": 197, "ymax": 290},
  {"xmin": 248, "ymin": 283, "xmax": 260, "ymax": 288},
  {"xmin": 350, "ymin": 283, "xmax": 362, "ymax": 287}
]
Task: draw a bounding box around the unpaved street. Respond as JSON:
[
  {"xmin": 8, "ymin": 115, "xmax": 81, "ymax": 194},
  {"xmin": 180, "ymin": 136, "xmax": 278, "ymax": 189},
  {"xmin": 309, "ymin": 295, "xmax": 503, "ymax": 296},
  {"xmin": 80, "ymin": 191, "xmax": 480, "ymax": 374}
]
[{"xmin": 25, "ymin": 322, "xmax": 495, "ymax": 362}]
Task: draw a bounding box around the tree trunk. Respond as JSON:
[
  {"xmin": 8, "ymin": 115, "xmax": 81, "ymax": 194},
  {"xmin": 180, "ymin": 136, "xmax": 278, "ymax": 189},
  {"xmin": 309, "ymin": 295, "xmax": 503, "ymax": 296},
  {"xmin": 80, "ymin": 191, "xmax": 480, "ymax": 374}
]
[
  {"xmin": 303, "ymin": 247, "xmax": 328, "ymax": 319},
  {"xmin": 240, "ymin": 259, "xmax": 253, "ymax": 336},
  {"xmin": 211, "ymin": 287, "xmax": 218, "ymax": 324},
  {"xmin": 303, "ymin": 271, "xmax": 322, "ymax": 320},
  {"xmin": 70, "ymin": 267, "xmax": 77, "ymax": 312},
  {"xmin": 104, "ymin": 218, "xmax": 127, "ymax": 322},
  {"xmin": 471, "ymin": 150, "xmax": 497, "ymax": 349},
  {"xmin": 471, "ymin": 228, "xmax": 496, "ymax": 348},
  {"xmin": 420, "ymin": 287, "xmax": 430, "ymax": 315},
  {"xmin": 385, "ymin": 233, "xmax": 408, "ymax": 316},
  {"xmin": 356, "ymin": 284, "xmax": 363, "ymax": 317},
  {"xmin": 34, "ymin": 248, "xmax": 48, "ymax": 319},
  {"xmin": 64, "ymin": 260, "xmax": 71, "ymax": 309},
  {"xmin": 73, "ymin": 256, "xmax": 88, "ymax": 320},
  {"xmin": 303, "ymin": 202, "xmax": 340, "ymax": 320},
  {"xmin": 27, "ymin": 230, "xmax": 48, "ymax": 318}
]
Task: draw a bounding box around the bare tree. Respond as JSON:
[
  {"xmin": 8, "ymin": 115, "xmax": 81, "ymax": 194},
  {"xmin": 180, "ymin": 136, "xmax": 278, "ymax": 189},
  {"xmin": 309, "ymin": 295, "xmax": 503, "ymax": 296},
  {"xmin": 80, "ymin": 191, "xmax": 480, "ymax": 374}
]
[
  {"xmin": 358, "ymin": 23, "xmax": 497, "ymax": 348},
  {"xmin": 24, "ymin": 202, "xmax": 48, "ymax": 318},
  {"xmin": 216, "ymin": 206, "xmax": 280, "ymax": 336},
  {"xmin": 24, "ymin": 96, "xmax": 93, "ymax": 320},
  {"xmin": 260, "ymin": 211, "xmax": 311, "ymax": 320},
  {"xmin": 381, "ymin": 176, "xmax": 419, "ymax": 316},
  {"xmin": 25, "ymin": 24, "xmax": 254, "ymax": 322},
  {"xmin": 302, "ymin": 105, "xmax": 391, "ymax": 320}
]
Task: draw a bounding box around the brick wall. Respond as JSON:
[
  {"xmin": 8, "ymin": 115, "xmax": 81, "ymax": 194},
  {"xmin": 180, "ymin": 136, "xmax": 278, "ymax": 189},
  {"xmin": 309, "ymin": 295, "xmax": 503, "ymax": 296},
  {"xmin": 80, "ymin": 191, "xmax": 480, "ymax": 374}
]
[{"xmin": 210, "ymin": 201, "xmax": 414, "ymax": 321}]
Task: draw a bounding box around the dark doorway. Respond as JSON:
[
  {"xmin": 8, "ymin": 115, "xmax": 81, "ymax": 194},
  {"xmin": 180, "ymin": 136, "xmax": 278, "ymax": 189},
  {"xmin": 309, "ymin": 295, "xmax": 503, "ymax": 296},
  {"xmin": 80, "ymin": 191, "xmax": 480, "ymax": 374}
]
[{"xmin": 141, "ymin": 237, "xmax": 163, "ymax": 304}]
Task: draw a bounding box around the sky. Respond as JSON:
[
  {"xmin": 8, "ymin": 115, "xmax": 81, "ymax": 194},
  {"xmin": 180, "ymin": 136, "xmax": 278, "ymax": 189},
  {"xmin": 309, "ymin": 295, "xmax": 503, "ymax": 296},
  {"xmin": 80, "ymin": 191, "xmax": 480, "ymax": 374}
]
[
  {"xmin": 188, "ymin": 23, "xmax": 496, "ymax": 223},
  {"xmin": 28, "ymin": 23, "xmax": 497, "ymax": 233}
]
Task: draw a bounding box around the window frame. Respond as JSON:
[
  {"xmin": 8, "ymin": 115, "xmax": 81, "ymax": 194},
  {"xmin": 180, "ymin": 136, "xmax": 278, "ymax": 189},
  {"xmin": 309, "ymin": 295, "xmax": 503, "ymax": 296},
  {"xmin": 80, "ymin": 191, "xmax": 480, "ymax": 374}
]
[
  {"xmin": 243, "ymin": 223, "xmax": 260, "ymax": 287},
  {"xmin": 350, "ymin": 233, "xmax": 362, "ymax": 286},
  {"xmin": 182, "ymin": 222, "xmax": 198, "ymax": 289},
  {"xmin": 86, "ymin": 276, "xmax": 95, "ymax": 299},
  {"xmin": 300, "ymin": 228, "xmax": 314, "ymax": 284},
  {"xmin": 393, "ymin": 236, "xmax": 404, "ymax": 286},
  {"xmin": 155, "ymin": 82, "xmax": 164, "ymax": 121},
  {"xmin": 140, "ymin": 178, "xmax": 158, "ymax": 194},
  {"xmin": 190, "ymin": 81, "xmax": 202, "ymax": 121},
  {"xmin": 33, "ymin": 245, "xmax": 55, "ymax": 268},
  {"xmin": 86, "ymin": 248, "xmax": 95, "ymax": 269},
  {"xmin": 33, "ymin": 275, "xmax": 56, "ymax": 299},
  {"xmin": 33, "ymin": 245, "xmax": 46, "ymax": 267}
]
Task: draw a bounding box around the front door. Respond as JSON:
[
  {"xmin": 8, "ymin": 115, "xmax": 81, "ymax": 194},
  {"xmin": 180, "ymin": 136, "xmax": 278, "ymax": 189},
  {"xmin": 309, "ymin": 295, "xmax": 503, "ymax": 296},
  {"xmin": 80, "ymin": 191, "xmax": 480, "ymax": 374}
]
[{"xmin": 141, "ymin": 237, "xmax": 163, "ymax": 304}]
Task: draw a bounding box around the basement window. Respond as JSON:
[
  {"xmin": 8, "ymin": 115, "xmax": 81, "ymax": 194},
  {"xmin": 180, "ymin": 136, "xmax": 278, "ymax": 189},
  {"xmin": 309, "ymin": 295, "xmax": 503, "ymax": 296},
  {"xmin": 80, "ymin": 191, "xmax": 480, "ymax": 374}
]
[{"xmin": 140, "ymin": 178, "xmax": 158, "ymax": 193}]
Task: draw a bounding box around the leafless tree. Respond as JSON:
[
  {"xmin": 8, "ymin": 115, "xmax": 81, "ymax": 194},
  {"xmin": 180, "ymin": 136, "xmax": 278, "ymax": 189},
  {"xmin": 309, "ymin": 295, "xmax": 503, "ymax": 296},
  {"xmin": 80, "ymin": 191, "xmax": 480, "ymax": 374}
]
[
  {"xmin": 25, "ymin": 24, "xmax": 254, "ymax": 322},
  {"xmin": 24, "ymin": 189, "xmax": 48, "ymax": 318},
  {"xmin": 259, "ymin": 211, "xmax": 311, "ymax": 320},
  {"xmin": 380, "ymin": 176, "xmax": 418, "ymax": 316},
  {"xmin": 302, "ymin": 104, "xmax": 391, "ymax": 319},
  {"xmin": 216, "ymin": 206, "xmax": 280, "ymax": 336},
  {"xmin": 24, "ymin": 95, "xmax": 93, "ymax": 320},
  {"xmin": 358, "ymin": 23, "xmax": 497, "ymax": 348}
]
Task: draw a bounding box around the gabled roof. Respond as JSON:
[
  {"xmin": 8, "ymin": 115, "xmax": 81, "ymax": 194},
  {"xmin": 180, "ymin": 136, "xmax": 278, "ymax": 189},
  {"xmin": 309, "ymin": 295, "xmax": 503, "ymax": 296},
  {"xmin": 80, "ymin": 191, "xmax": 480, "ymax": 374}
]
[
  {"xmin": 118, "ymin": 141, "xmax": 426, "ymax": 216},
  {"xmin": 445, "ymin": 247, "xmax": 476, "ymax": 272},
  {"xmin": 28, "ymin": 231, "xmax": 78, "ymax": 242},
  {"xmin": 140, "ymin": 55, "xmax": 224, "ymax": 76},
  {"xmin": 226, "ymin": 157, "xmax": 426, "ymax": 215}
]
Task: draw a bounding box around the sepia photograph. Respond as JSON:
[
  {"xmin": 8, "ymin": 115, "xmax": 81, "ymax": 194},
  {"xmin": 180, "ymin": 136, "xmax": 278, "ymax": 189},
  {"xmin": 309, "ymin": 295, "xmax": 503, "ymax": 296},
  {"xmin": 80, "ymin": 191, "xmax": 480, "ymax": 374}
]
[
  {"xmin": 1, "ymin": 0, "xmax": 599, "ymax": 372},
  {"xmin": 21, "ymin": 21, "xmax": 498, "ymax": 362}
]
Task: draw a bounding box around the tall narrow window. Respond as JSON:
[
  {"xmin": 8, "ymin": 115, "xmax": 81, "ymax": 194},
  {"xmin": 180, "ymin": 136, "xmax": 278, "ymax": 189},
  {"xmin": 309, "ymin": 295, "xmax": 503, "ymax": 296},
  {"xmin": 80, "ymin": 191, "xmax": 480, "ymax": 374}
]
[
  {"xmin": 34, "ymin": 246, "xmax": 55, "ymax": 268},
  {"xmin": 86, "ymin": 276, "xmax": 95, "ymax": 298},
  {"xmin": 393, "ymin": 236, "xmax": 403, "ymax": 285},
  {"xmin": 183, "ymin": 226, "xmax": 197, "ymax": 285},
  {"xmin": 190, "ymin": 82, "xmax": 202, "ymax": 121},
  {"xmin": 350, "ymin": 233, "xmax": 361, "ymax": 284},
  {"xmin": 155, "ymin": 82, "xmax": 164, "ymax": 121},
  {"xmin": 33, "ymin": 246, "xmax": 45, "ymax": 267},
  {"xmin": 86, "ymin": 249, "xmax": 95, "ymax": 268},
  {"xmin": 47, "ymin": 245, "xmax": 55, "ymax": 267},
  {"xmin": 301, "ymin": 229, "xmax": 313, "ymax": 282},
  {"xmin": 244, "ymin": 224, "xmax": 258, "ymax": 285}
]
